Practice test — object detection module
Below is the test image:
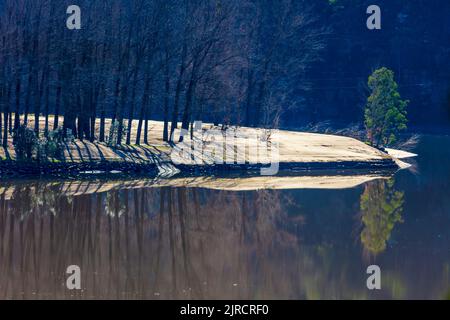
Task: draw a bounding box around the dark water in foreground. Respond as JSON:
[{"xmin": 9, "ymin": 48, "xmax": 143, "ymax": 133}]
[{"xmin": 0, "ymin": 135, "xmax": 449, "ymax": 300}]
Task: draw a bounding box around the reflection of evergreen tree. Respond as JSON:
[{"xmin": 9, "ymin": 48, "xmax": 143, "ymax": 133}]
[{"xmin": 360, "ymin": 178, "xmax": 404, "ymax": 255}]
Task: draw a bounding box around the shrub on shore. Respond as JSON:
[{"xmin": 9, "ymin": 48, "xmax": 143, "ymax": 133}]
[
  {"xmin": 13, "ymin": 126, "xmax": 73, "ymax": 162},
  {"xmin": 38, "ymin": 128, "xmax": 74, "ymax": 161},
  {"xmin": 13, "ymin": 125, "xmax": 37, "ymax": 161}
]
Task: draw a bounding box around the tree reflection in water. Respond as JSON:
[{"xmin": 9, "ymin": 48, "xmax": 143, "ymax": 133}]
[
  {"xmin": 359, "ymin": 178, "xmax": 404, "ymax": 255},
  {"xmin": 0, "ymin": 183, "xmax": 300, "ymax": 299},
  {"xmin": 0, "ymin": 178, "xmax": 447, "ymax": 300}
]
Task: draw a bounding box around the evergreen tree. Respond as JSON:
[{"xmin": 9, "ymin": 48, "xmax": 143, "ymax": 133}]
[{"xmin": 365, "ymin": 67, "xmax": 408, "ymax": 147}]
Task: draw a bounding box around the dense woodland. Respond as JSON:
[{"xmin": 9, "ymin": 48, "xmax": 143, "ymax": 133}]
[
  {"xmin": 0, "ymin": 0, "xmax": 449, "ymax": 148},
  {"xmin": 0, "ymin": 0, "xmax": 325, "ymax": 146}
]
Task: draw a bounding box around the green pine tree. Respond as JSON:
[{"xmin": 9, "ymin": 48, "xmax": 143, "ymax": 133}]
[{"xmin": 364, "ymin": 67, "xmax": 409, "ymax": 147}]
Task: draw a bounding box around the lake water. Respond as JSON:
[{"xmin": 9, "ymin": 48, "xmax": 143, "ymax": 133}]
[{"xmin": 0, "ymin": 135, "xmax": 449, "ymax": 299}]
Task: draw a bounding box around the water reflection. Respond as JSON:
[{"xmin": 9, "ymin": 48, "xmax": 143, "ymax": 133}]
[
  {"xmin": 359, "ymin": 178, "xmax": 404, "ymax": 255},
  {"xmin": 0, "ymin": 184, "xmax": 291, "ymax": 299},
  {"xmin": 0, "ymin": 172, "xmax": 448, "ymax": 299}
]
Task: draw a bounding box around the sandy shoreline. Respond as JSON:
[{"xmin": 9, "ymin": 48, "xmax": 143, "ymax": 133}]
[{"xmin": 0, "ymin": 115, "xmax": 409, "ymax": 178}]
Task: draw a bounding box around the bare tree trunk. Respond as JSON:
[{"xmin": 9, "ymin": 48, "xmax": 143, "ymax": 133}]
[
  {"xmin": 180, "ymin": 73, "xmax": 196, "ymax": 142},
  {"xmin": 254, "ymin": 61, "xmax": 270, "ymax": 128},
  {"xmin": 23, "ymin": 70, "xmax": 32, "ymax": 126},
  {"xmin": 99, "ymin": 95, "xmax": 106, "ymax": 142},
  {"xmin": 116, "ymin": 83, "xmax": 128, "ymax": 145},
  {"xmin": 111, "ymin": 76, "xmax": 121, "ymax": 125},
  {"xmin": 3, "ymin": 84, "xmax": 11, "ymax": 147},
  {"xmin": 90, "ymin": 87, "xmax": 99, "ymax": 142},
  {"xmin": 13, "ymin": 78, "xmax": 21, "ymax": 130},
  {"xmin": 169, "ymin": 44, "xmax": 187, "ymax": 142},
  {"xmin": 136, "ymin": 68, "xmax": 152, "ymax": 145},
  {"xmin": 53, "ymin": 86, "xmax": 61, "ymax": 130},
  {"xmin": 135, "ymin": 103, "xmax": 145, "ymax": 145},
  {"xmin": 33, "ymin": 73, "xmax": 41, "ymax": 136},
  {"xmin": 8, "ymin": 111, "xmax": 12, "ymax": 134},
  {"xmin": 126, "ymin": 70, "xmax": 139, "ymax": 145},
  {"xmin": 43, "ymin": 74, "xmax": 50, "ymax": 136},
  {"xmin": 32, "ymin": 7, "xmax": 43, "ymax": 137},
  {"xmin": 2, "ymin": 111, "xmax": 8, "ymax": 147},
  {"xmin": 163, "ymin": 50, "xmax": 170, "ymax": 142},
  {"xmin": 143, "ymin": 108, "xmax": 149, "ymax": 145},
  {"xmin": 245, "ymin": 70, "xmax": 254, "ymax": 127},
  {"xmin": 115, "ymin": 11, "xmax": 135, "ymax": 146}
]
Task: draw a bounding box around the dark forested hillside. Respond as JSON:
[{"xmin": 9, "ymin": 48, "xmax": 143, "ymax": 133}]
[
  {"xmin": 298, "ymin": 0, "xmax": 450, "ymax": 132},
  {"xmin": 0, "ymin": 0, "xmax": 449, "ymax": 146}
]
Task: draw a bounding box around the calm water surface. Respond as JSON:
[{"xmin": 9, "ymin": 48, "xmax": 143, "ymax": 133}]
[{"xmin": 0, "ymin": 135, "xmax": 449, "ymax": 299}]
